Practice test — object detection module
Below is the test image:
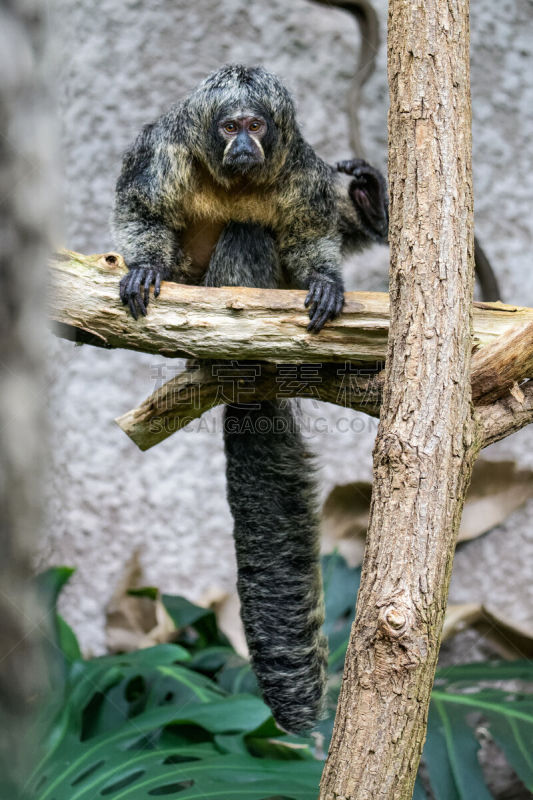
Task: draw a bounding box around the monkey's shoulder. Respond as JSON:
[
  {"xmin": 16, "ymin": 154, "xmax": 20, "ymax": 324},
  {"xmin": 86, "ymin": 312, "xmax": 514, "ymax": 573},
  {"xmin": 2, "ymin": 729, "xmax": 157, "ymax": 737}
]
[
  {"xmin": 275, "ymin": 150, "xmax": 339, "ymax": 228},
  {"xmin": 117, "ymin": 107, "xmax": 192, "ymax": 197}
]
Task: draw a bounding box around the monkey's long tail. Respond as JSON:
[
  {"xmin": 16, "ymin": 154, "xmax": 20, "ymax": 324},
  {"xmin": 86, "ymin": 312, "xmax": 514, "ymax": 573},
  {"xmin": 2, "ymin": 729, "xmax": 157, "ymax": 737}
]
[{"xmin": 223, "ymin": 400, "xmax": 328, "ymax": 734}]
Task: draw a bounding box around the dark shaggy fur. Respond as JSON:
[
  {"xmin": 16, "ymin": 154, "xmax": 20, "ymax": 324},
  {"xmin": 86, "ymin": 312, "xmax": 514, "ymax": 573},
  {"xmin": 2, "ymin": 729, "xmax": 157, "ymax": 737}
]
[
  {"xmin": 225, "ymin": 399, "xmax": 327, "ymax": 733},
  {"xmin": 113, "ymin": 64, "xmax": 388, "ymax": 732},
  {"xmin": 206, "ymin": 221, "xmax": 327, "ymax": 732}
]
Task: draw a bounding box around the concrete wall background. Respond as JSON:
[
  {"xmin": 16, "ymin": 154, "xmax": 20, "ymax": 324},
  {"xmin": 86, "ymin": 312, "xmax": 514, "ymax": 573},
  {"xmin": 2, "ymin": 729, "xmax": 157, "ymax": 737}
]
[{"xmin": 41, "ymin": 0, "xmax": 533, "ymax": 658}]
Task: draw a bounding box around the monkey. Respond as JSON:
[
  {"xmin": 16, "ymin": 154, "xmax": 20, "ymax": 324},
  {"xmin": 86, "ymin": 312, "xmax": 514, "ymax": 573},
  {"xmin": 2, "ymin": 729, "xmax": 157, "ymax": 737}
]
[{"xmin": 113, "ymin": 64, "xmax": 388, "ymax": 733}]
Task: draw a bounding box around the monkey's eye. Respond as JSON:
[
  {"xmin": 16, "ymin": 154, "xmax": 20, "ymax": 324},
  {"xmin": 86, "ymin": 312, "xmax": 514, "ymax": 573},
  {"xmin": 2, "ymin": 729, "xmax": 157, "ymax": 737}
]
[
  {"xmin": 223, "ymin": 121, "xmax": 238, "ymax": 133},
  {"xmin": 248, "ymin": 121, "xmax": 262, "ymax": 132}
]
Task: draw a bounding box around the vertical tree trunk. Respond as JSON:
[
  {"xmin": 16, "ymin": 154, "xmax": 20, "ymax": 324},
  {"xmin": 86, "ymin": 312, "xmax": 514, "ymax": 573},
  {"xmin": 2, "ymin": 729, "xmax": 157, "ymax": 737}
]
[
  {"xmin": 319, "ymin": 1, "xmax": 478, "ymax": 798},
  {"xmin": 0, "ymin": 3, "xmax": 57, "ymax": 793}
]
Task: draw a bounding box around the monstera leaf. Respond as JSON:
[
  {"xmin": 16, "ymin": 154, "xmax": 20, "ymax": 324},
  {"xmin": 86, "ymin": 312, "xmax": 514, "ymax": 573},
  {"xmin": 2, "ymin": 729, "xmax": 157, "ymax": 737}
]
[
  {"xmin": 28, "ymin": 696, "xmax": 321, "ymax": 799},
  {"xmin": 27, "ymin": 638, "xmax": 321, "ymax": 800},
  {"xmin": 28, "ymin": 570, "xmax": 320, "ymax": 800},
  {"xmin": 32, "ymin": 565, "xmax": 533, "ymax": 800}
]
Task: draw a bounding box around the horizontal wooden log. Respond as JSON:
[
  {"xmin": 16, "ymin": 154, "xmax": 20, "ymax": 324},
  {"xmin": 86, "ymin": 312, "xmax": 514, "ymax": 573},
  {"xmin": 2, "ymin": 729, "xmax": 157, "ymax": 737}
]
[
  {"xmin": 471, "ymin": 321, "xmax": 533, "ymax": 404},
  {"xmin": 477, "ymin": 380, "xmax": 533, "ymax": 447},
  {"xmin": 50, "ymin": 250, "xmax": 533, "ymax": 364},
  {"xmin": 116, "ymin": 356, "xmax": 533, "ymax": 452},
  {"xmin": 115, "ymin": 361, "xmax": 384, "ymax": 451}
]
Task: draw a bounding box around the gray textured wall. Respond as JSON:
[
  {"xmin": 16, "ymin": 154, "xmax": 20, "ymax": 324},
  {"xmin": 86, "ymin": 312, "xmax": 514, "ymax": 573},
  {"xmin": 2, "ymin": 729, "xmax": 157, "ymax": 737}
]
[{"xmin": 42, "ymin": 0, "xmax": 533, "ymax": 657}]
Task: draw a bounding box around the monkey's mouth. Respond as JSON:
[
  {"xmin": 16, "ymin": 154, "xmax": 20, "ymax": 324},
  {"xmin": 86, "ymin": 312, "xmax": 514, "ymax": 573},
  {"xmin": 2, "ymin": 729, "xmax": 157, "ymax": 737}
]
[{"xmin": 224, "ymin": 156, "xmax": 261, "ymax": 175}]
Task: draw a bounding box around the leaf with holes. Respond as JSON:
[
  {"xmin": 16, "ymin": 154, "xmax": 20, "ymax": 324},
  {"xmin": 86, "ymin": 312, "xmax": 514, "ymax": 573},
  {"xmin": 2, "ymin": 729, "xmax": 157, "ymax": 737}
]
[{"xmin": 28, "ymin": 696, "xmax": 321, "ymax": 800}]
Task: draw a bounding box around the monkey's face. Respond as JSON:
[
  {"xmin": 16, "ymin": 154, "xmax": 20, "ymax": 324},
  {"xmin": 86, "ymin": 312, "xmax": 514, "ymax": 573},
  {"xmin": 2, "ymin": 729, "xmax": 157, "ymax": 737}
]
[{"xmin": 215, "ymin": 107, "xmax": 276, "ymax": 178}]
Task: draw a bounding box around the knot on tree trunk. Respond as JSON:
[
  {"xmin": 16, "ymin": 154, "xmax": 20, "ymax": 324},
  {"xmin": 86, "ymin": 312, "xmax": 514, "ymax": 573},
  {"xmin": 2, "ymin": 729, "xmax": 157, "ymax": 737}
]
[{"xmin": 378, "ymin": 603, "xmax": 409, "ymax": 638}]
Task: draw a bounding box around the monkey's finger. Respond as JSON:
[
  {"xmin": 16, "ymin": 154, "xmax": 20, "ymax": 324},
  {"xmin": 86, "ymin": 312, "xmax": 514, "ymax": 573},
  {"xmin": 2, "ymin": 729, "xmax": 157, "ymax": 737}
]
[
  {"xmin": 329, "ymin": 286, "xmax": 344, "ymax": 316},
  {"xmin": 333, "ymin": 291, "xmax": 345, "ymax": 317},
  {"xmin": 308, "ymin": 311, "xmax": 329, "ymax": 333},
  {"xmin": 128, "ymin": 296, "xmax": 139, "ymax": 320},
  {"xmin": 307, "ymin": 294, "xmax": 332, "ymax": 332},
  {"xmin": 131, "ymin": 270, "xmax": 147, "ymax": 317},
  {"xmin": 123, "ymin": 271, "xmax": 136, "ymax": 303},
  {"xmin": 154, "ymin": 272, "xmax": 161, "ymax": 298},
  {"xmin": 143, "ymin": 269, "xmax": 154, "ymax": 307},
  {"xmin": 308, "ymin": 308, "xmax": 329, "ymax": 332},
  {"xmin": 305, "ymin": 279, "xmax": 322, "ymax": 306},
  {"xmin": 323, "ymin": 290, "xmax": 341, "ymax": 321},
  {"xmin": 312, "ymin": 287, "xmax": 339, "ymax": 331},
  {"xmin": 336, "ymin": 158, "xmax": 367, "ymax": 176},
  {"xmin": 135, "ymin": 291, "xmax": 147, "ymax": 317},
  {"xmin": 119, "ymin": 274, "xmax": 129, "ymax": 304},
  {"xmin": 304, "ymin": 280, "xmax": 323, "ymax": 308}
]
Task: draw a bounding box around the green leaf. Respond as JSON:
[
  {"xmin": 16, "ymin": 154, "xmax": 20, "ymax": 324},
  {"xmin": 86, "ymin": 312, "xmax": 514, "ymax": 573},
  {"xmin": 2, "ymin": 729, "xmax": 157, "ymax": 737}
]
[
  {"xmin": 36, "ymin": 566, "xmax": 76, "ymax": 609},
  {"xmin": 486, "ymin": 702, "xmax": 533, "ymax": 790},
  {"xmin": 29, "ymin": 699, "xmax": 319, "ymax": 800},
  {"xmin": 425, "ymin": 698, "xmax": 493, "ymax": 800},
  {"xmin": 170, "ymin": 694, "xmax": 272, "ymax": 734},
  {"xmin": 162, "ymin": 595, "xmax": 230, "ymax": 650},
  {"xmin": 34, "ymin": 568, "xmax": 533, "ymax": 800},
  {"xmin": 188, "ymin": 646, "xmax": 234, "ymax": 674},
  {"xmin": 435, "ymin": 660, "xmax": 533, "ymax": 686},
  {"xmin": 320, "ymin": 553, "xmax": 360, "ymax": 674},
  {"xmin": 36, "ymin": 567, "xmax": 78, "ymax": 681},
  {"xmin": 216, "ymin": 659, "xmax": 260, "ymax": 696},
  {"xmin": 87, "ymin": 644, "xmax": 191, "ymax": 671},
  {"xmin": 321, "ymin": 553, "xmax": 360, "ymax": 638},
  {"xmin": 128, "ymin": 586, "xmax": 159, "ymax": 601},
  {"xmin": 57, "ymin": 614, "xmax": 82, "ymax": 663},
  {"xmin": 412, "ymin": 776, "xmax": 429, "ymax": 800},
  {"xmin": 423, "ymin": 661, "xmax": 533, "ymax": 798}
]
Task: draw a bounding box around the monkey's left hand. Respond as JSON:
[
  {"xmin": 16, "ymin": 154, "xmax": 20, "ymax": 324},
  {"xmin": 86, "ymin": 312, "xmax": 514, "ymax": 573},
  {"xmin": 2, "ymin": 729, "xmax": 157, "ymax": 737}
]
[
  {"xmin": 337, "ymin": 158, "xmax": 389, "ymax": 243},
  {"xmin": 305, "ymin": 275, "xmax": 345, "ymax": 333}
]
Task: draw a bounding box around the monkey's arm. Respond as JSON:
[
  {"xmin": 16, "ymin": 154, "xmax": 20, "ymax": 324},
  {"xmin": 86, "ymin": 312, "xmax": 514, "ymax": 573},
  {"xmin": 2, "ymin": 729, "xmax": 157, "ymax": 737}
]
[
  {"xmin": 114, "ymin": 193, "xmax": 182, "ymax": 319},
  {"xmin": 278, "ymin": 163, "xmax": 346, "ymax": 332},
  {"xmin": 281, "ymin": 232, "xmax": 345, "ymax": 333},
  {"xmin": 113, "ymin": 128, "xmax": 185, "ymax": 319},
  {"xmin": 335, "ymin": 158, "xmax": 389, "ymax": 253}
]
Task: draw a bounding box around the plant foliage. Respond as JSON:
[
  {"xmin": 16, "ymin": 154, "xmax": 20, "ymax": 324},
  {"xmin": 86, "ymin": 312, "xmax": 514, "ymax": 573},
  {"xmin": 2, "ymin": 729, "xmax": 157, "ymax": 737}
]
[{"xmin": 26, "ymin": 556, "xmax": 533, "ymax": 799}]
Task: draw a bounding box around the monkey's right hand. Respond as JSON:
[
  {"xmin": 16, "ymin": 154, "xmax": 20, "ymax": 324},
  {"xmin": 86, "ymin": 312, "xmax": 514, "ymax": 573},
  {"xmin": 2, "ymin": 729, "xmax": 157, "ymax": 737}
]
[
  {"xmin": 336, "ymin": 158, "xmax": 389, "ymax": 243},
  {"xmin": 305, "ymin": 275, "xmax": 345, "ymax": 333},
  {"xmin": 119, "ymin": 266, "xmax": 162, "ymax": 320}
]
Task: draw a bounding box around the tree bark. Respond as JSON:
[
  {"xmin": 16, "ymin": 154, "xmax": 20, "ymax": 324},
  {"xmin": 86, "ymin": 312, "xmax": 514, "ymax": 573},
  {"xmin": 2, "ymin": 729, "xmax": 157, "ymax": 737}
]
[
  {"xmin": 319, "ymin": 1, "xmax": 478, "ymax": 798},
  {"xmin": 49, "ymin": 250, "xmax": 533, "ymax": 363},
  {"xmin": 115, "ymin": 319, "xmax": 533, "ymax": 451},
  {"xmin": 477, "ymin": 380, "xmax": 533, "ymax": 447}
]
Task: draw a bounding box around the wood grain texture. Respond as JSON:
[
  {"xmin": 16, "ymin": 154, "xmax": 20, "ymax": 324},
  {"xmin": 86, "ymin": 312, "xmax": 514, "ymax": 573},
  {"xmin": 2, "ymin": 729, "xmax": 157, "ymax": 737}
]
[
  {"xmin": 319, "ymin": 0, "xmax": 479, "ymax": 797},
  {"xmin": 50, "ymin": 250, "xmax": 533, "ymax": 363}
]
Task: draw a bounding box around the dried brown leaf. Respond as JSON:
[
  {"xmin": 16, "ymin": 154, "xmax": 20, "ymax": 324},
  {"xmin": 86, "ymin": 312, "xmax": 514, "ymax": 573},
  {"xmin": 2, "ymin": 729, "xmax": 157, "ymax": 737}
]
[
  {"xmin": 321, "ymin": 459, "xmax": 533, "ymax": 563},
  {"xmin": 458, "ymin": 459, "xmax": 533, "ymax": 542},
  {"xmin": 105, "ymin": 549, "xmax": 175, "ymax": 652},
  {"xmin": 320, "ymin": 481, "xmax": 372, "ymax": 566},
  {"xmin": 443, "ymin": 604, "xmax": 533, "ymax": 659},
  {"xmin": 199, "ymin": 586, "xmax": 248, "ymax": 657}
]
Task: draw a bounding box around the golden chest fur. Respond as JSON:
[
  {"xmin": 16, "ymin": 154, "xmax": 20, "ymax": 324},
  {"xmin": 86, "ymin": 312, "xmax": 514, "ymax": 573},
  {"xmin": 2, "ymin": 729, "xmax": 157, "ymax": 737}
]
[{"xmin": 177, "ymin": 168, "xmax": 281, "ymax": 277}]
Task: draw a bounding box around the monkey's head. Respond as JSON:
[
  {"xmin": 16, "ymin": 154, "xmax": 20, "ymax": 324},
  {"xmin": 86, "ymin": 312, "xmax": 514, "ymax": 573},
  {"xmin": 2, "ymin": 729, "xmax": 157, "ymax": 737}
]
[{"xmin": 183, "ymin": 65, "xmax": 300, "ymax": 186}]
